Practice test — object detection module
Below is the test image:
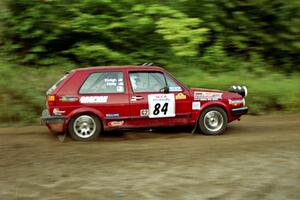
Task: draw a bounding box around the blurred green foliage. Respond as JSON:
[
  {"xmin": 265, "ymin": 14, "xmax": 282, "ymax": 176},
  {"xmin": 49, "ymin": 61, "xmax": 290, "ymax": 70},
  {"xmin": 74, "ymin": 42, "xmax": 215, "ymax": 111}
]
[
  {"xmin": 0, "ymin": 0, "xmax": 300, "ymax": 124},
  {"xmin": 1, "ymin": 0, "xmax": 299, "ymax": 71}
]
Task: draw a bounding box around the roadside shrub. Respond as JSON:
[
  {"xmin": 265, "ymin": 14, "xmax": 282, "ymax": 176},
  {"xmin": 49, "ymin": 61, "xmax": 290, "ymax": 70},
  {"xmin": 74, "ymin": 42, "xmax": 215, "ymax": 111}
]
[{"xmin": 0, "ymin": 59, "xmax": 73, "ymax": 124}]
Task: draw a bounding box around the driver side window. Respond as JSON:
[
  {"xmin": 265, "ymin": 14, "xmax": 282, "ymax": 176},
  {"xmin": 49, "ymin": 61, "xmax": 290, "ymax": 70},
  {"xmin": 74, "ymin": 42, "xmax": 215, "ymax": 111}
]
[{"xmin": 129, "ymin": 72, "xmax": 166, "ymax": 92}]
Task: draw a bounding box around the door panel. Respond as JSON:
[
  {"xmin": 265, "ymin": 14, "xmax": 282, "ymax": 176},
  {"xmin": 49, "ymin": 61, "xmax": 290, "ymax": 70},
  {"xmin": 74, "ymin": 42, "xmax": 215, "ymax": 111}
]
[{"xmin": 128, "ymin": 71, "xmax": 192, "ymax": 128}]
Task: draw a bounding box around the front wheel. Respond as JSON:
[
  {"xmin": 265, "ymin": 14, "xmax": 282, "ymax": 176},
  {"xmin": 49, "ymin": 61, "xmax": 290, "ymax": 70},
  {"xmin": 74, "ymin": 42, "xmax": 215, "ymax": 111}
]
[
  {"xmin": 198, "ymin": 107, "xmax": 228, "ymax": 135},
  {"xmin": 68, "ymin": 114, "xmax": 101, "ymax": 141}
]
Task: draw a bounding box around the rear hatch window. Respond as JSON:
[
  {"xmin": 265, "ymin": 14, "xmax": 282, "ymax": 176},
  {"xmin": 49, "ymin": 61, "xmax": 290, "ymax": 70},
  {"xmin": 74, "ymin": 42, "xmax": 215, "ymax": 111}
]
[{"xmin": 47, "ymin": 71, "xmax": 72, "ymax": 95}]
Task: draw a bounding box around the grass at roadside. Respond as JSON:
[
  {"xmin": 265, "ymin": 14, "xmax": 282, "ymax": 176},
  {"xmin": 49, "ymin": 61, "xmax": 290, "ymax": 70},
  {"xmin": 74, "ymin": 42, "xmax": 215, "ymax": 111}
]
[
  {"xmin": 170, "ymin": 67, "xmax": 300, "ymax": 114},
  {"xmin": 0, "ymin": 59, "xmax": 73, "ymax": 124},
  {"xmin": 0, "ymin": 60, "xmax": 300, "ymax": 124}
]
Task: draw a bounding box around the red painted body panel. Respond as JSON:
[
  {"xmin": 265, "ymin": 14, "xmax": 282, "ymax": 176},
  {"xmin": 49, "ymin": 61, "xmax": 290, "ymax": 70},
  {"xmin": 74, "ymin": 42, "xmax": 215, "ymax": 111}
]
[{"xmin": 44, "ymin": 66, "xmax": 246, "ymax": 133}]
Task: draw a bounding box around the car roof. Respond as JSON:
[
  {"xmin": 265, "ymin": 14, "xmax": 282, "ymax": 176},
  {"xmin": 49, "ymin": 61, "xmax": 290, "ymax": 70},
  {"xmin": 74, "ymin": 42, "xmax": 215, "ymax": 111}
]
[{"xmin": 73, "ymin": 65, "xmax": 164, "ymax": 72}]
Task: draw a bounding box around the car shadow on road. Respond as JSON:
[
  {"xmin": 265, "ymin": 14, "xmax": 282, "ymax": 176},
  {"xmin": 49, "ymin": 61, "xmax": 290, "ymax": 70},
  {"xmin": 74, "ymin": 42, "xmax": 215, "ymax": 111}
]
[
  {"xmin": 98, "ymin": 126, "xmax": 194, "ymax": 141},
  {"xmin": 55, "ymin": 125, "xmax": 245, "ymax": 142}
]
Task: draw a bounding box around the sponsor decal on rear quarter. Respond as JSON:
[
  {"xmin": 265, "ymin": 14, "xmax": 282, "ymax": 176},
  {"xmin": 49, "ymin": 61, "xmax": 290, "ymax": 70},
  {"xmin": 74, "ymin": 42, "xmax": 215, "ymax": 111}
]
[
  {"xmin": 52, "ymin": 108, "xmax": 66, "ymax": 115},
  {"xmin": 59, "ymin": 96, "xmax": 79, "ymax": 102},
  {"xmin": 80, "ymin": 96, "xmax": 108, "ymax": 104}
]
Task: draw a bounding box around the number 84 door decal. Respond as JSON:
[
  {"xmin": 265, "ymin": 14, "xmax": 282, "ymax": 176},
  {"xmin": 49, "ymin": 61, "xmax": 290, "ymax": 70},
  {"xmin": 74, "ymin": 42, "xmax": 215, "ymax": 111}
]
[{"xmin": 148, "ymin": 94, "xmax": 175, "ymax": 118}]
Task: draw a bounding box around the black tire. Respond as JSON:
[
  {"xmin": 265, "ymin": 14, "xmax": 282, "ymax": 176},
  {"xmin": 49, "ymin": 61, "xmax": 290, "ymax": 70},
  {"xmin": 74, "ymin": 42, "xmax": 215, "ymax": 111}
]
[
  {"xmin": 68, "ymin": 114, "xmax": 101, "ymax": 141},
  {"xmin": 198, "ymin": 106, "xmax": 228, "ymax": 135}
]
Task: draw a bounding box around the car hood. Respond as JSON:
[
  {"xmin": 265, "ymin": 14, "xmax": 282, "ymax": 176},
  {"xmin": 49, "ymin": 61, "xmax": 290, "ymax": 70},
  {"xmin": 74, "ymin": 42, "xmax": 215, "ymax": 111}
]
[{"xmin": 190, "ymin": 88, "xmax": 242, "ymax": 100}]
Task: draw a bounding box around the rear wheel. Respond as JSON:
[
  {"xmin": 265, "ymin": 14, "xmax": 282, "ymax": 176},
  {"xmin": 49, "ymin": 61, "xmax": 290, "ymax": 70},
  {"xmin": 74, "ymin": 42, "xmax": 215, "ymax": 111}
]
[
  {"xmin": 68, "ymin": 114, "xmax": 101, "ymax": 141},
  {"xmin": 198, "ymin": 107, "xmax": 228, "ymax": 135}
]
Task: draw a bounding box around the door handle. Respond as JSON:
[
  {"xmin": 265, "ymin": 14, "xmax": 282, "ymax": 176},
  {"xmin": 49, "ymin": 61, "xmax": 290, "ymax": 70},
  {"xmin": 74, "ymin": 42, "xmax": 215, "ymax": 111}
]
[{"xmin": 131, "ymin": 96, "xmax": 144, "ymax": 101}]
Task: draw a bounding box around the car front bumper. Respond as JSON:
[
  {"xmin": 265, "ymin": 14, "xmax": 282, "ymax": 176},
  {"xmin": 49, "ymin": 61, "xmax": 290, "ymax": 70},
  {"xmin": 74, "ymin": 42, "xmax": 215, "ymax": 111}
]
[
  {"xmin": 41, "ymin": 109, "xmax": 66, "ymax": 133},
  {"xmin": 230, "ymin": 107, "xmax": 248, "ymax": 117}
]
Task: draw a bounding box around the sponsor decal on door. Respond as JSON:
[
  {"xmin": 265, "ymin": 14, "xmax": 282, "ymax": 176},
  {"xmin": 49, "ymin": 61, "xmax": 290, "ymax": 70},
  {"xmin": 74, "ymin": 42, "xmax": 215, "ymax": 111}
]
[
  {"xmin": 175, "ymin": 93, "xmax": 187, "ymax": 100},
  {"xmin": 107, "ymin": 121, "xmax": 124, "ymax": 127}
]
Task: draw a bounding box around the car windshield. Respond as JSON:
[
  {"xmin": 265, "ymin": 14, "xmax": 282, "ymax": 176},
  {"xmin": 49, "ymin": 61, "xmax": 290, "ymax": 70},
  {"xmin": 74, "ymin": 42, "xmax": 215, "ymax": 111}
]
[{"xmin": 46, "ymin": 71, "xmax": 72, "ymax": 95}]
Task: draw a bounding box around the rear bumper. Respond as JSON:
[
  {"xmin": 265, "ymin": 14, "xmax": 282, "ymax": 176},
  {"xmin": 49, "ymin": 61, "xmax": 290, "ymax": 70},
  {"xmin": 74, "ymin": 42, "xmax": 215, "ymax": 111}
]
[
  {"xmin": 41, "ymin": 109, "xmax": 66, "ymax": 133},
  {"xmin": 231, "ymin": 107, "xmax": 248, "ymax": 117}
]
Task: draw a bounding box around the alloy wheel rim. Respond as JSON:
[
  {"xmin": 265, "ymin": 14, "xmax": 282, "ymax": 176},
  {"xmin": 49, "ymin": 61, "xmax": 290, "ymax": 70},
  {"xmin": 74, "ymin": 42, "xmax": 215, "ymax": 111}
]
[
  {"xmin": 73, "ymin": 115, "xmax": 96, "ymax": 138},
  {"xmin": 203, "ymin": 111, "xmax": 224, "ymax": 133}
]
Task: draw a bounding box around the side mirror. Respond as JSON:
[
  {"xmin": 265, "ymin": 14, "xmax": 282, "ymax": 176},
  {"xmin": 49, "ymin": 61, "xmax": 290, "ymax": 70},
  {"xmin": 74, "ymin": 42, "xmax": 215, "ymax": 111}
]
[{"xmin": 160, "ymin": 86, "xmax": 169, "ymax": 93}]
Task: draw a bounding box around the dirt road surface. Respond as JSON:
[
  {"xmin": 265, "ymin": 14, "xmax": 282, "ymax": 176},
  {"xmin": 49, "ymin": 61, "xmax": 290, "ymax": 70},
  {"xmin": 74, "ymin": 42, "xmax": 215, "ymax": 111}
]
[{"xmin": 0, "ymin": 114, "xmax": 300, "ymax": 200}]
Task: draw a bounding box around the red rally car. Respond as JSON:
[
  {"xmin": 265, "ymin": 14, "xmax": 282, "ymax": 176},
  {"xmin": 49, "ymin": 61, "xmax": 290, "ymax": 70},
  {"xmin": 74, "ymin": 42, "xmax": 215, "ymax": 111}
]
[{"xmin": 41, "ymin": 66, "xmax": 248, "ymax": 141}]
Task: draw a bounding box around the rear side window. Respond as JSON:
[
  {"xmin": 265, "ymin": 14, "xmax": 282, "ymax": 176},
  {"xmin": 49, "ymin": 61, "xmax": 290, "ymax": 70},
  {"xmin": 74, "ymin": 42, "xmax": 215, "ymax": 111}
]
[
  {"xmin": 47, "ymin": 71, "xmax": 72, "ymax": 95},
  {"xmin": 79, "ymin": 72, "xmax": 124, "ymax": 94}
]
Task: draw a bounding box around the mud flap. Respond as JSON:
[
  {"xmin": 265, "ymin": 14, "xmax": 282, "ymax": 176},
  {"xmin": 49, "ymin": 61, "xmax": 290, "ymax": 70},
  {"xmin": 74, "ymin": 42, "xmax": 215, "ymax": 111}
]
[
  {"xmin": 57, "ymin": 132, "xmax": 67, "ymax": 142},
  {"xmin": 191, "ymin": 124, "xmax": 197, "ymax": 134},
  {"xmin": 191, "ymin": 115, "xmax": 201, "ymax": 134}
]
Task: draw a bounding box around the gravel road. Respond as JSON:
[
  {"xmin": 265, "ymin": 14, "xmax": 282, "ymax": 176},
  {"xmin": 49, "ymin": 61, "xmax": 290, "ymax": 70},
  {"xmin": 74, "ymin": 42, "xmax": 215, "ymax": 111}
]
[{"xmin": 0, "ymin": 114, "xmax": 299, "ymax": 200}]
